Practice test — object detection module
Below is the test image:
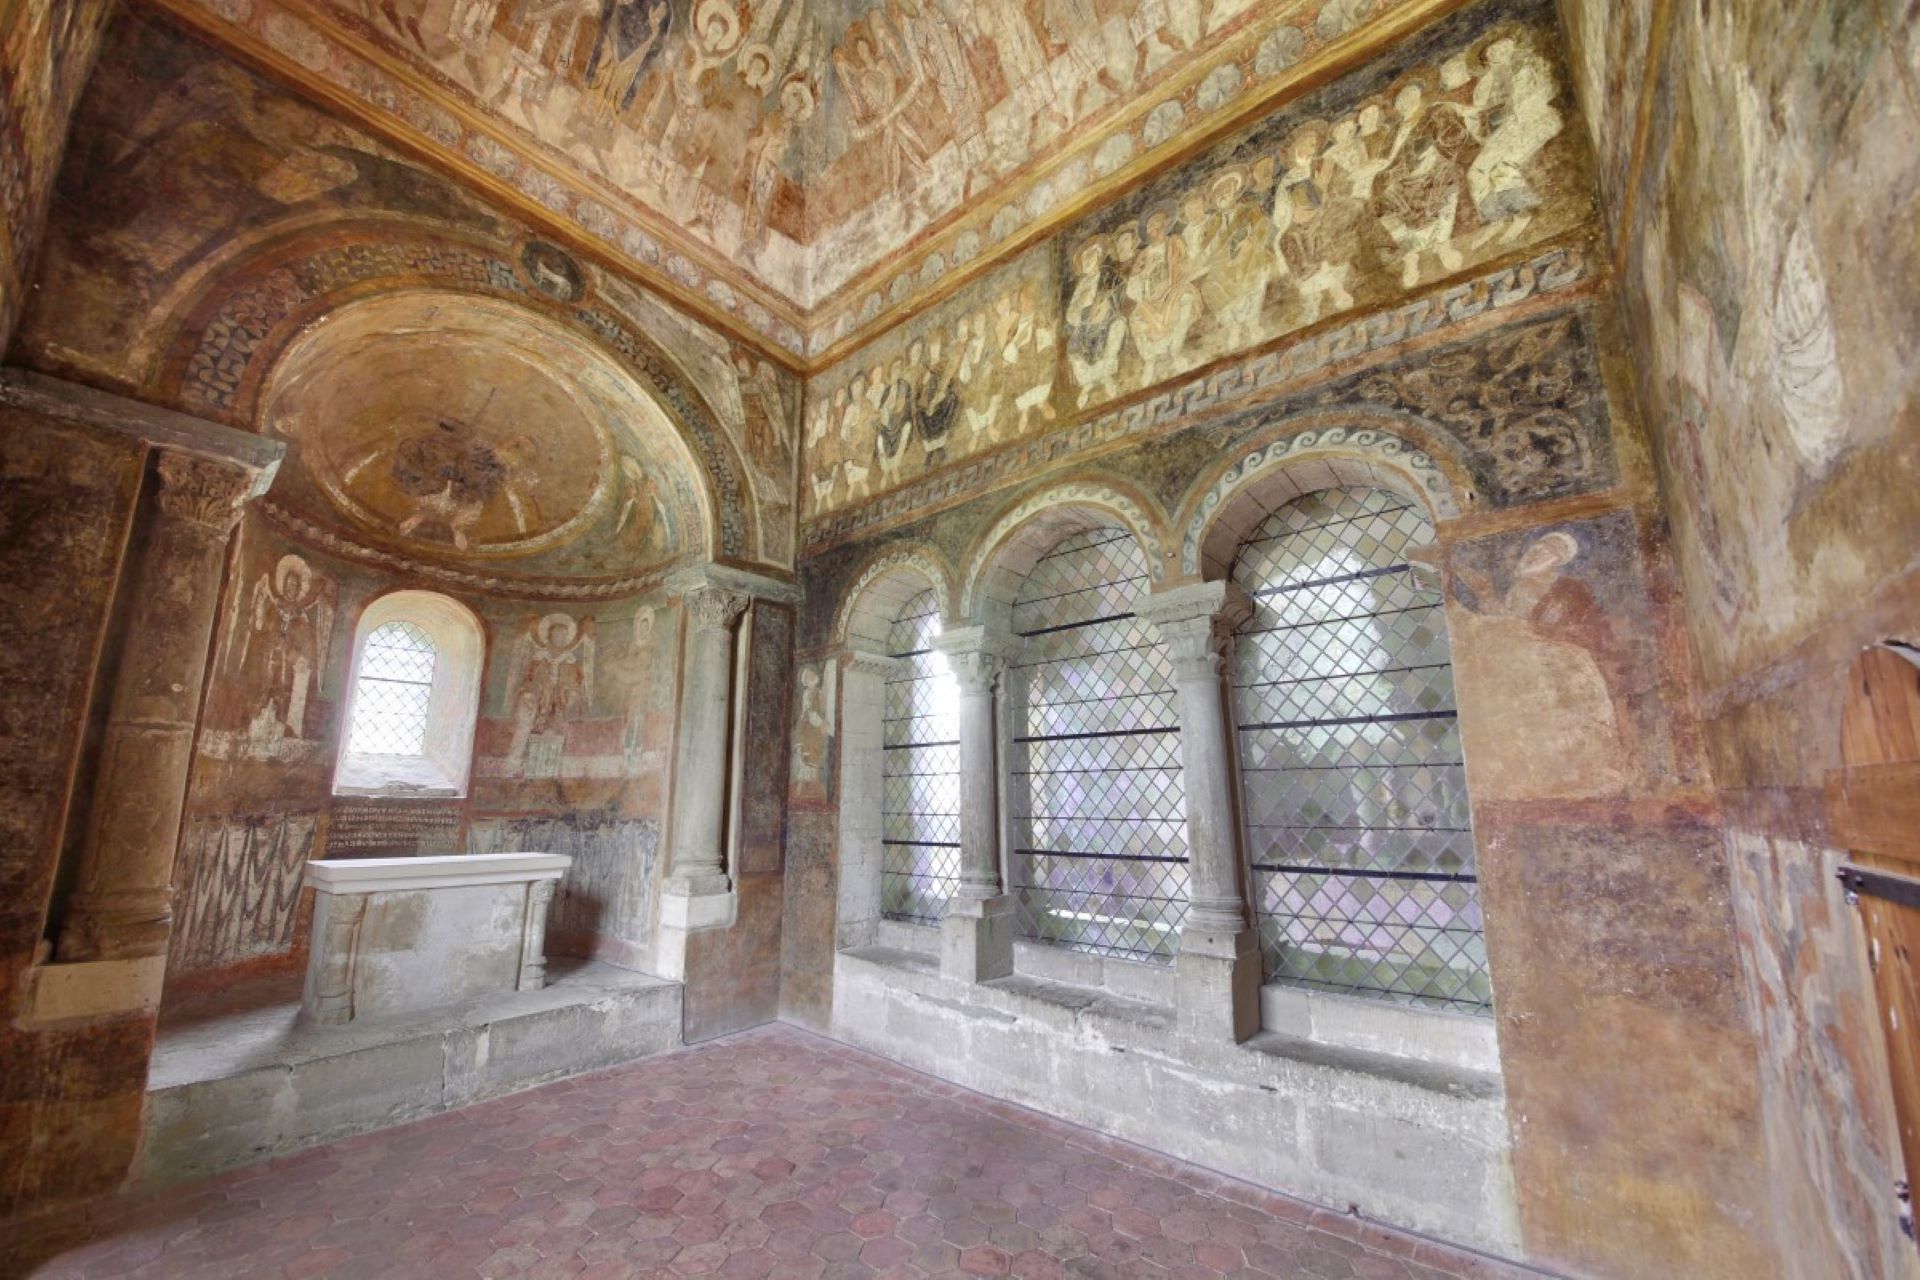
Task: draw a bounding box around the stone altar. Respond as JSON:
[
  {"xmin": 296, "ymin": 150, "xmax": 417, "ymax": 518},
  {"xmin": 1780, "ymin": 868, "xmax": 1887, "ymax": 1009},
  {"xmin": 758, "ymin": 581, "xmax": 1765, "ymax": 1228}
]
[{"xmin": 302, "ymin": 853, "xmax": 569, "ymax": 1025}]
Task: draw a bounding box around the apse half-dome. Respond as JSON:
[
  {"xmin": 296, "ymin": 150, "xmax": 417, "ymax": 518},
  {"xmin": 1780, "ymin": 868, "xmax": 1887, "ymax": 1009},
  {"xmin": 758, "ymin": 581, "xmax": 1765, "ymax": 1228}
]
[{"xmin": 260, "ymin": 291, "xmax": 710, "ymax": 582}]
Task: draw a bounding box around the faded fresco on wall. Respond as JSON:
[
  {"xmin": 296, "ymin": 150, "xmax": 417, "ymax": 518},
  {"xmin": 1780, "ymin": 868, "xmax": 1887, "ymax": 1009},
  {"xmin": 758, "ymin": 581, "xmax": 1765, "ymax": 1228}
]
[
  {"xmin": 170, "ymin": 813, "xmax": 321, "ymax": 973},
  {"xmin": 805, "ymin": 247, "xmax": 1055, "ymax": 515},
  {"xmin": 801, "ymin": 0, "xmax": 1598, "ymax": 523},
  {"xmin": 262, "ymin": 290, "xmax": 705, "ymax": 581},
  {"xmin": 0, "ymin": 0, "xmax": 112, "ymax": 348},
  {"xmin": 470, "ymin": 814, "xmax": 662, "ymax": 961},
  {"xmin": 1623, "ymin": 0, "xmax": 1920, "ymax": 687},
  {"xmin": 475, "ymin": 599, "xmax": 678, "ymax": 790},
  {"xmin": 1553, "ymin": 0, "xmax": 1651, "ymax": 233},
  {"xmin": 167, "ymin": 513, "xmax": 686, "ymax": 980},
  {"xmin": 1726, "ymin": 830, "xmax": 1914, "ymax": 1280},
  {"xmin": 1448, "ymin": 511, "xmax": 1681, "ymax": 803},
  {"xmin": 1063, "ymin": 4, "xmax": 1585, "ymax": 404},
  {"xmin": 790, "ymin": 657, "xmax": 837, "ymax": 805}
]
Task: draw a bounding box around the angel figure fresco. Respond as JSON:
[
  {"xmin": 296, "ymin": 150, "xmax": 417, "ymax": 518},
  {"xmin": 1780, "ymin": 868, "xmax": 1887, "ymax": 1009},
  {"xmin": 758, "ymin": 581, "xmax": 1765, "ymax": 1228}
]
[
  {"xmin": 732, "ymin": 350, "xmax": 795, "ymax": 492},
  {"xmin": 506, "ymin": 612, "xmax": 596, "ymax": 777},
  {"xmin": 1065, "ymin": 235, "xmax": 1130, "ymax": 408},
  {"xmin": 742, "ymin": 72, "xmax": 814, "ymax": 255},
  {"xmin": 833, "ymin": 13, "xmax": 932, "ymax": 210},
  {"xmin": 236, "ymin": 553, "xmax": 336, "ymax": 745}
]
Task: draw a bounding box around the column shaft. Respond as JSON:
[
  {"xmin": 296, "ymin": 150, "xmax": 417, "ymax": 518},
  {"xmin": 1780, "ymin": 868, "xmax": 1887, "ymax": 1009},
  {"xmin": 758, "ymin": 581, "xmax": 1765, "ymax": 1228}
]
[
  {"xmin": 668, "ymin": 586, "xmax": 748, "ymax": 896},
  {"xmin": 57, "ymin": 452, "xmax": 257, "ymax": 963},
  {"xmin": 1138, "ymin": 581, "xmax": 1261, "ymax": 1041}
]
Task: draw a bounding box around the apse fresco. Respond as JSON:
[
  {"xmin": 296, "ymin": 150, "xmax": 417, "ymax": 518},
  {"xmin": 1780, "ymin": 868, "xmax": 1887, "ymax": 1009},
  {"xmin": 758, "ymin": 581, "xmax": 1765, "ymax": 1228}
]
[
  {"xmin": 260, "ymin": 292, "xmax": 702, "ymax": 580},
  {"xmin": 801, "ymin": 0, "xmax": 1596, "ymax": 522},
  {"xmin": 22, "ymin": 13, "xmax": 801, "ymax": 575}
]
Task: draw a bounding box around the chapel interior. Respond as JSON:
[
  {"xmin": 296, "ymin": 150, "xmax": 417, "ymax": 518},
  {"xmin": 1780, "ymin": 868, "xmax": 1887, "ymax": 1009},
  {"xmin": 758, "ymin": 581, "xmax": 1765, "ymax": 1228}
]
[{"xmin": 2, "ymin": 1, "xmax": 1917, "ymax": 1277}]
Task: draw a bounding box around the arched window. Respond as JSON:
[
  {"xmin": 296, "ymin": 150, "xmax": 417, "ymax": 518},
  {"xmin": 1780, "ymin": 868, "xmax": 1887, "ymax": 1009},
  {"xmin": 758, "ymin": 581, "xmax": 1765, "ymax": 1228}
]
[
  {"xmin": 881, "ymin": 589, "xmax": 961, "ymax": 923},
  {"xmin": 1230, "ymin": 487, "xmax": 1488, "ymax": 1013},
  {"xmin": 335, "ymin": 591, "xmax": 484, "ymax": 797},
  {"xmin": 1008, "ymin": 528, "xmax": 1188, "ymax": 963}
]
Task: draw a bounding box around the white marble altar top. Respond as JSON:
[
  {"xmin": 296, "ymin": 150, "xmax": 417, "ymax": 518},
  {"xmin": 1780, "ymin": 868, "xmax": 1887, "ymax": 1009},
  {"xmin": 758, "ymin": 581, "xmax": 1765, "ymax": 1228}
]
[{"xmin": 306, "ymin": 852, "xmax": 571, "ymax": 894}]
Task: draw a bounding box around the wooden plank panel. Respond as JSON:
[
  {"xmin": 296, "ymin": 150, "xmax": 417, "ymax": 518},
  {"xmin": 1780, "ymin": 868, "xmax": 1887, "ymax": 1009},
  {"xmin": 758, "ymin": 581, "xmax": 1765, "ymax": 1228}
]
[{"xmin": 1830, "ymin": 762, "xmax": 1920, "ymax": 867}]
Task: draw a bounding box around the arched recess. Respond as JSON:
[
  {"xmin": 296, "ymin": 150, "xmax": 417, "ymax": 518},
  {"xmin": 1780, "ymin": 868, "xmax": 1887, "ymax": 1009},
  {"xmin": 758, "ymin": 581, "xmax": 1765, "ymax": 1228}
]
[
  {"xmin": 960, "ymin": 478, "xmax": 1169, "ymax": 623},
  {"xmin": 834, "ymin": 547, "xmax": 956, "ymax": 951},
  {"xmin": 834, "ymin": 545, "xmax": 956, "ymax": 652},
  {"xmin": 147, "ymin": 224, "xmax": 761, "ymax": 563},
  {"xmin": 1831, "ymin": 641, "xmax": 1920, "ymax": 1207},
  {"xmin": 334, "ymin": 590, "xmax": 487, "ymax": 797},
  {"xmin": 1177, "ymin": 412, "xmax": 1476, "ymax": 580}
]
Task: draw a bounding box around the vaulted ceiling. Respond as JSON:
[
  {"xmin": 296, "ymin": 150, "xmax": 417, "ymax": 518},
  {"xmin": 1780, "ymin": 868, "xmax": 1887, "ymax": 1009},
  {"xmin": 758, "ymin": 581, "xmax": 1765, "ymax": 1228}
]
[{"xmin": 151, "ymin": 0, "xmax": 1453, "ymax": 363}]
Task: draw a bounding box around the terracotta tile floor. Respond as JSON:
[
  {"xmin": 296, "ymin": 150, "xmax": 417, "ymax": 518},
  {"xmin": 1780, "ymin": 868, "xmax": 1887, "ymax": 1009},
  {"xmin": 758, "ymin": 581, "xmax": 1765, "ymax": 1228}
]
[{"xmin": 33, "ymin": 1025, "xmax": 1536, "ymax": 1279}]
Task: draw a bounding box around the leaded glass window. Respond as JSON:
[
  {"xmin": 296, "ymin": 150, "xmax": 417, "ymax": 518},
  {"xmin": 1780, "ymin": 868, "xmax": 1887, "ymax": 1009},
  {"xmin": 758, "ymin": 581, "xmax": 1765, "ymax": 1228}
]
[
  {"xmin": 345, "ymin": 621, "xmax": 436, "ymax": 758},
  {"xmin": 1230, "ymin": 487, "xmax": 1490, "ymax": 1014},
  {"xmin": 1008, "ymin": 528, "xmax": 1189, "ymax": 964},
  {"xmin": 881, "ymin": 589, "xmax": 961, "ymax": 923}
]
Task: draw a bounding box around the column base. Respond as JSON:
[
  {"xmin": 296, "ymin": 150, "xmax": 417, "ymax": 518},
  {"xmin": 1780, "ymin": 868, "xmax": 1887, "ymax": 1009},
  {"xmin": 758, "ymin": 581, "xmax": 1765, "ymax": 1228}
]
[
  {"xmin": 20, "ymin": 956, "xmax": 167, "ymax": 1024},
  {"xmin": 941, "ymin": 894, "xmax": 1015, "ymax": 983},
  {"xmin": 1176, "ymin": 925, "xmax": 1262, "ymax": 1043},
  {"xmin": 661, "ymin": 874, "xmax": 735, "ymax": 930}
]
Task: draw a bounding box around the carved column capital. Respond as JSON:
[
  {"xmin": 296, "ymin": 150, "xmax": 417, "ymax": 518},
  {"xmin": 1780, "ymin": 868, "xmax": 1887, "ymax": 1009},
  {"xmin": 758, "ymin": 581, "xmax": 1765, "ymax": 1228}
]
[
  {"xmin": 684, "ymin": 585, "xmax": 750, "ymax": 633},
  {"xmin": 155, "ymin": 450, "xmax": 260, "ymax": 533},
  {"xmin": 1136, "ymin": 581, "xmax": 1253, "ymax": 682},
  {"xmin": 934, "ymin": 626, "xmax": 1024, "ymax": 697}
]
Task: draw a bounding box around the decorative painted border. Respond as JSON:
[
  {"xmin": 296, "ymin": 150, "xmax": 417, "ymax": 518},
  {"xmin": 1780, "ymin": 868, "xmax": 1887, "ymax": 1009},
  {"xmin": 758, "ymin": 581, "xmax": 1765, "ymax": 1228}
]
[
  {"xmin": 259, "ymin": 501, "xmax": 677, "ymax": 601},
  {"xmin": 1179, "ymin": 427, "xmax": 1455, "ymax": 575},
  {"xmin": 832, "ymin": 546, "xmax": 956, "ymax": 648},
  {"xmin": 960, "ymin": 481, "xmax": 1166, "ymax": 619}
]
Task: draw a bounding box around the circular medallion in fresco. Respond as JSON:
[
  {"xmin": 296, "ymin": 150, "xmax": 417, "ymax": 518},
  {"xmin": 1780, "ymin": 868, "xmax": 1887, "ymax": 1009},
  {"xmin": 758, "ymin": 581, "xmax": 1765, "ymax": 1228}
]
[{"xmin": 264, "ymin": 309, "xmax": 618, "ymax": 559}]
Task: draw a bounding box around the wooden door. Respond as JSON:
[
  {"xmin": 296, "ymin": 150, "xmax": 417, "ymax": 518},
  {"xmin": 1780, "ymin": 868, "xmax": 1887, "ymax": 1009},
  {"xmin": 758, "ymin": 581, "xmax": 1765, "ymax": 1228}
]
[{"xmin": 1834, "ymin": 645, "xmax": 1920, "ymax": 1223}]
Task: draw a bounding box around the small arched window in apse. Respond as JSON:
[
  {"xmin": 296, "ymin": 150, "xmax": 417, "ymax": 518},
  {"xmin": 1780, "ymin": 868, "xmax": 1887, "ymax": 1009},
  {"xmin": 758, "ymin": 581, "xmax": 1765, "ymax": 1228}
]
[
  {"xmin": 880, "ymin": 589, "xmax": 962, "ymax": 922},
  {"xmin": 1008, "ymin": 527, "xmax": 1189, "ymax": 964},
  {"xmin": 347, "ymin": 622, "xmax": 437, "ymax": 757},
  {"xmin": 1229, "ymin": 487, "xmax": 1490, "ymax": 1014},
  {"xmin": 335, "ymin": 591, "xmax": 485, "ymax": 798}
]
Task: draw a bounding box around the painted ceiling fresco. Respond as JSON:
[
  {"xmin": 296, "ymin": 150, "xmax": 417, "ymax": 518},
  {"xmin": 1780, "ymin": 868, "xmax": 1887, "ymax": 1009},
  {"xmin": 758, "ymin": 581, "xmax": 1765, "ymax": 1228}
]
[{"xmin": 154, "ymin": 0, "xmax": 1445, "ymax": 355}]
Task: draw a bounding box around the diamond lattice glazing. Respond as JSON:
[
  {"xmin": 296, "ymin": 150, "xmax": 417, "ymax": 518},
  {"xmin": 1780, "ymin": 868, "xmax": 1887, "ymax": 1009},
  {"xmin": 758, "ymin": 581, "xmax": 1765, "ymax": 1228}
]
[
  {"xmin": 1230, "ymin": 488, "xmax": 1490, "ymax": 1013},
  {"xmin": 881, "ymin": 589, "xmax": 961, "ymax": 924},
  {"xmin": 1009, "ymin": 528, "xmax": 1188, "ymax": 964},
  {"xmin": 346, "ymin": 621, "xmax": 436, "ymax": 757}
]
